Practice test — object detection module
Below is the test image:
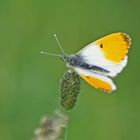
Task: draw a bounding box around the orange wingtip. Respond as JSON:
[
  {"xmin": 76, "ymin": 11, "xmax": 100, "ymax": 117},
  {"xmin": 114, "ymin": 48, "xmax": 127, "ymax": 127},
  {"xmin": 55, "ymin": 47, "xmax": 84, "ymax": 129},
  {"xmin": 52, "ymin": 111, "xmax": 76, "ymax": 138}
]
[
  {"xmin": 121, "ymin": 32, "xmax": 131, "ymax": 46},
  {"xmin": 96, "ymin": 32, "xmax": 131, "ymax": 63}
]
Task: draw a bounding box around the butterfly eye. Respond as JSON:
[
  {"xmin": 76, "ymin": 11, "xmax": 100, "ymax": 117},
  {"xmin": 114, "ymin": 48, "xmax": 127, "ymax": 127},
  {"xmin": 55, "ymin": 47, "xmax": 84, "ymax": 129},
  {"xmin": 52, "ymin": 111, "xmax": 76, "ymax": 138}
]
[
  {"xmin": 100, "ymin": 44, "xmax": 103, "ymax": 48},
  {"xmin": 70, "ymin": 61, "xmax": 74, "ymax": 65}
]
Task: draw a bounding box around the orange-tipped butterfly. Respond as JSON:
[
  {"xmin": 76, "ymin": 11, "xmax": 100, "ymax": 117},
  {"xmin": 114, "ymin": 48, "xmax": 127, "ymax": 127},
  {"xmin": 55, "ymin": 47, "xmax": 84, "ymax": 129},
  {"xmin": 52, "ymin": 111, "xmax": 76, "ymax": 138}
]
[{"xmin": 41, "ymin": 32, "xmax": 131, "ymax": 93}]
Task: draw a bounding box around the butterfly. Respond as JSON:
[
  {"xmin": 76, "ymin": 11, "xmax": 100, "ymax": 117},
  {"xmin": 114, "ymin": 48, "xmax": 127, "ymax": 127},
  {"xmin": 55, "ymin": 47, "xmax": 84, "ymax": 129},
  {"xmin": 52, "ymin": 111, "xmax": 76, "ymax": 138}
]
[{"xmin": 41, "ymin": 32, "xmax": 131, "ymax": 93}]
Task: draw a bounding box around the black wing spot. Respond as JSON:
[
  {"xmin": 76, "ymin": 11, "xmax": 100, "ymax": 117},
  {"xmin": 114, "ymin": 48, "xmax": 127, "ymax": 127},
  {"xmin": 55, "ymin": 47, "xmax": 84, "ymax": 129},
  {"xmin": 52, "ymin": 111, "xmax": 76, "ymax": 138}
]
[
  {"xmin": 100, "ymin": 44, "xmax": 103, "ymax": 48},
  {"xmin": 86, "ymin": 76, "xmax": 90, "ymax": 78}
]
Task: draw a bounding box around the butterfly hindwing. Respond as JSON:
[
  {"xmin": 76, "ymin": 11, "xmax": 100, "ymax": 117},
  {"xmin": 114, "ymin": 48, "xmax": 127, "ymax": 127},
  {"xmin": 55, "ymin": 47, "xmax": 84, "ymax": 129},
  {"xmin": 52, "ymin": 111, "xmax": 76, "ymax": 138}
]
[{"xmin": 74, "ymin": 67, "xmax": 116, "ymax": 93}]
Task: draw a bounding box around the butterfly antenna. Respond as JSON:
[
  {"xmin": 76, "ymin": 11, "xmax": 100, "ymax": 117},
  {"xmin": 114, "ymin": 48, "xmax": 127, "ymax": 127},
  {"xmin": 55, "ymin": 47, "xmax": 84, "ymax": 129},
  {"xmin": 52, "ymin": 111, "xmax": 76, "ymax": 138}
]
[
  {"xmin": 40, "ymin": 51, "xmax": 61, "ymax": 57},
  {"xmin": 54, "ymin": 33, "xmax": 65, "ymax": 55}
]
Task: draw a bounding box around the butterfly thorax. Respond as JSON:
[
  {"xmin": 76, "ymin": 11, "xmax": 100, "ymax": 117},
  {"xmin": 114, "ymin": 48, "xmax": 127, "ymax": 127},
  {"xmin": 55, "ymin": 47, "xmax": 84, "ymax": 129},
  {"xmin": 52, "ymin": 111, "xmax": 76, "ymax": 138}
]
[
  {"xmin": 63, "ymin": 54, "xmax": 83, "ymax": 66},
  {"xmin": 62, "ymin": 54, "xmax": 109, "ymax": 73}
]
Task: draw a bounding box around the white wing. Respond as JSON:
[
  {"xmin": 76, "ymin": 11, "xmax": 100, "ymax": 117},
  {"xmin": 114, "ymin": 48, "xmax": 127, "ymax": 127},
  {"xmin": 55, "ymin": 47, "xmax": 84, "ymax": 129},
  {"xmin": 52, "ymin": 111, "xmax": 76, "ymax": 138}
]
[
  {"xmin": 76, "ymin": 32, "xmax": 131, "ymax": 77},
  {"xmin": 77, "ymin": 42, "xmax": 128, "ymax": 77}
]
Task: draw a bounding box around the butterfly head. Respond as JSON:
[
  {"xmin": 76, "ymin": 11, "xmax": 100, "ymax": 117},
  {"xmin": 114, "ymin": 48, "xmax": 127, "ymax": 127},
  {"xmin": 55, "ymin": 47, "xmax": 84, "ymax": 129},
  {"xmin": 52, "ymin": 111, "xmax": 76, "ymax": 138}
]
[{"xmin": 61, "ymin": 54, "xmax": 83, "ymax": 68}]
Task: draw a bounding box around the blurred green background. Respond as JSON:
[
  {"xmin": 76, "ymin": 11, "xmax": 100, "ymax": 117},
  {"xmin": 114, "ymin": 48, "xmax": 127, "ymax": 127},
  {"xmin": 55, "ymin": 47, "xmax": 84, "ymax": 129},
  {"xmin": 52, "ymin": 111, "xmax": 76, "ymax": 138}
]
[{"xmin": 0, "ymin": 0, "xmax": 140, "ymax": 140}]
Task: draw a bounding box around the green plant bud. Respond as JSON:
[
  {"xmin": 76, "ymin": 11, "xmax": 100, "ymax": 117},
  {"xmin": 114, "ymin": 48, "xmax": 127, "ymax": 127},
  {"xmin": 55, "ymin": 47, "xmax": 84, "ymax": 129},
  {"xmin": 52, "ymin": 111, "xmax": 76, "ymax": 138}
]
[{"xmin": 60, "ymin": 69, "xmax": 80, "ymax": 110}]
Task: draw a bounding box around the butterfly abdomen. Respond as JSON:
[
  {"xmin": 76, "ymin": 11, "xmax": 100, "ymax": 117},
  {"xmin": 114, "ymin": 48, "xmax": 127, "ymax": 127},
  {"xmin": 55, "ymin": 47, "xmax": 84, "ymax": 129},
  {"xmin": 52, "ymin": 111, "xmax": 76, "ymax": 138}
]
[{"xmin": 66, "ymin": 55, "xmax": 109, "ymax": 73}]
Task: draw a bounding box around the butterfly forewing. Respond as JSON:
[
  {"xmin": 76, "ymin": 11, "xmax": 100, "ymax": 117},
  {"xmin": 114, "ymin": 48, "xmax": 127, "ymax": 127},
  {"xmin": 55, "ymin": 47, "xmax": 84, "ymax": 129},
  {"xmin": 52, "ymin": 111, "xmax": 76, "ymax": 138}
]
[{"xmin": 77, "ymin": 32, "xmax": 131, "ymax": 77}]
